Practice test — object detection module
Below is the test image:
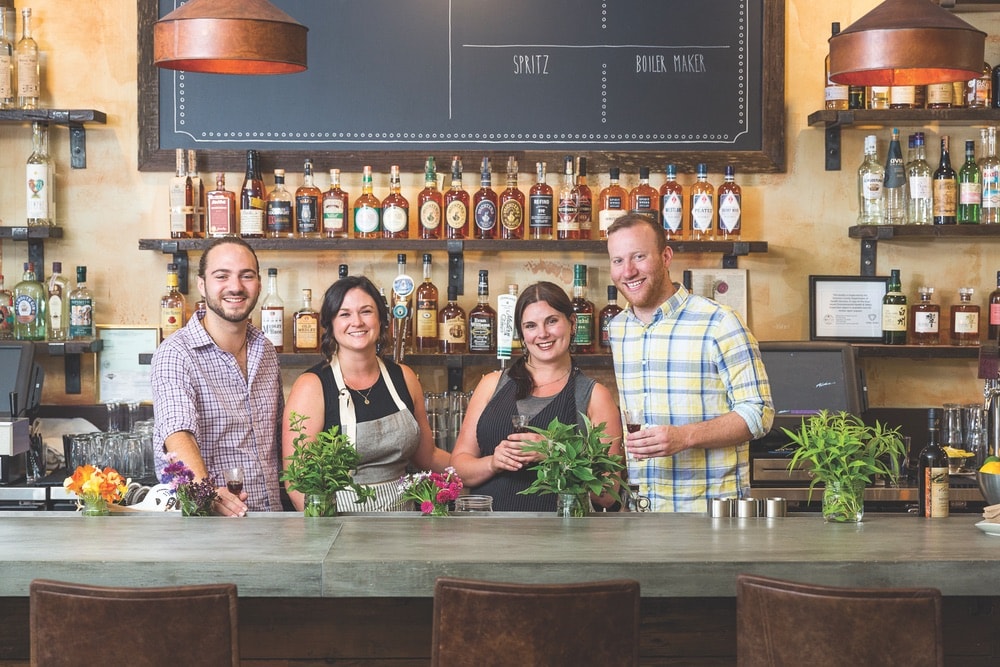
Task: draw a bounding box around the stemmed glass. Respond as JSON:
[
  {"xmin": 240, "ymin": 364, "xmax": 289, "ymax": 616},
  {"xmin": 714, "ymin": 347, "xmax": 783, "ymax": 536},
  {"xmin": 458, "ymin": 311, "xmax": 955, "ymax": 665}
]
[
  {"xmin": 511, "ymin": 414, "xmax": 530, "ymax": 433},
  {"xmin": 223, "ymin": 466, "xmax": 245, "ymax": 495}
]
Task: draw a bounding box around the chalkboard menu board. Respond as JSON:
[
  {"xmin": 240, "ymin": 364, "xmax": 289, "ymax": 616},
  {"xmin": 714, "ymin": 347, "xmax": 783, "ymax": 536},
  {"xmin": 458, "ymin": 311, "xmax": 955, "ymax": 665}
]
[{"xmin": 138, "ymin": 0, "xmax": 785, "ymax": 173}]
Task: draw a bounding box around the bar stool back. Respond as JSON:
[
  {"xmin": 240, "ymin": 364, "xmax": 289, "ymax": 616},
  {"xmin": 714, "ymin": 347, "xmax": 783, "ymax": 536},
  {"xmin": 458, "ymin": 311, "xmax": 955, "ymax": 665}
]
[{"xmin": 30, "ymin": 579, "xmax": 239, "ymax": 667}]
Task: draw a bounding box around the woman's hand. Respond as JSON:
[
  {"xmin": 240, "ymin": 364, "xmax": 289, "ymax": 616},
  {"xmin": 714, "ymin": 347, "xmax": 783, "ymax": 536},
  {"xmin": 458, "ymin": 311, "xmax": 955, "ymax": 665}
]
[{"xmin": 491, "ymin": 432, "xmax": 544, "ymax": 471}]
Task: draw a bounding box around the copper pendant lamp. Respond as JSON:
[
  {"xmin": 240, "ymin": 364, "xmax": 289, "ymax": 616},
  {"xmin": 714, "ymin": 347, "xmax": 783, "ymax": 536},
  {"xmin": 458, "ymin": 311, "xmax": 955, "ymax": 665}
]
[
  {"xmin": 829, "ymin": 0, "xmax": 985, "ymax": 86},
  {"xmin": 154, "ymin": 0, "xmax": 307, "ymax": 75}
]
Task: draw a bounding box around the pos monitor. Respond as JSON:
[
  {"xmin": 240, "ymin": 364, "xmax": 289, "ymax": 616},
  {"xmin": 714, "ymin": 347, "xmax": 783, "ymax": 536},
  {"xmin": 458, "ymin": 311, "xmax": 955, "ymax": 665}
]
[{"xmin": 0, "ymin": 341, "xmax": 44, "ymax": 418}]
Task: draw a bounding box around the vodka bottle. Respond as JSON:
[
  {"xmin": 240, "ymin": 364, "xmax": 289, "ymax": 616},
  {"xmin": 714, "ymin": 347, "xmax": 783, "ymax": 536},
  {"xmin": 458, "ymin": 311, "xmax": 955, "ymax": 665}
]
[
  {"xmin": 25, "ymin": 121, "xmax": 53, "ymax": 226},
  {"xmin": 883, "ymin": 128, "xmax": 908, "ymax": 224},
  {"xmin": 907, "ymin": 132, "xmax": 932, "ymax": 225},
  {"xmin": 857, "ymin": 135, "xmax": 885, "ymax": 225}
]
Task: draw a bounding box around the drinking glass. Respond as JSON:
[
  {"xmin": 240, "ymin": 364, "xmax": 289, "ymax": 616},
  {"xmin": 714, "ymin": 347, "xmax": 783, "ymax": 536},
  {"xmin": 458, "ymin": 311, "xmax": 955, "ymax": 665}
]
[
  {"xmin": 224, "ymin": 466, "xmax": 245, "ymax": 495},
  {"xmin": 105, "ymin": 401, "xmax": 122, "ymax": 433},
  {"xmin": 623, "ymin": 406, "xmax": 643, "ymax": 461},
  {"xmin": 511, "ymin": 414, "xmax": 530, "ymax": 433},
  {"xmin": 964, "ymin": 403, "xmax": 986, "ymax": 469},
  {"xmin": 942, "ymin": 403, "xmax": 964, "ymax": 449}
]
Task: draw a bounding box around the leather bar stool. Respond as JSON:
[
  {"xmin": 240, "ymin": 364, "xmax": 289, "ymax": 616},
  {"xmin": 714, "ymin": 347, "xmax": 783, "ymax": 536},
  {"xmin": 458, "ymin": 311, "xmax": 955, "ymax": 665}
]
[
  {"xmin": 431, "ymin": 576, "xmax": 640, "ymax": 667},
  {"xmin": 30, "ymin": 579, "xmax": 240, "ymax": 667},
  {"xmin": 736, "ymin": 573, "xmax": 943, "ymax": 667}
]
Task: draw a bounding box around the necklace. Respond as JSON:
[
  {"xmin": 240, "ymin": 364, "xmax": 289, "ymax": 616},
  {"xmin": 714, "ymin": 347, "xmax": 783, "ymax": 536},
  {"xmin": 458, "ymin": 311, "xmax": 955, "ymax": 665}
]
[
  {"xmin": 532, "ymin": 367, "xmax": 571, "ymax": 389},
  {"xmin": 346, "ymin": 381, "xmax": 377, "ymax": 405}
]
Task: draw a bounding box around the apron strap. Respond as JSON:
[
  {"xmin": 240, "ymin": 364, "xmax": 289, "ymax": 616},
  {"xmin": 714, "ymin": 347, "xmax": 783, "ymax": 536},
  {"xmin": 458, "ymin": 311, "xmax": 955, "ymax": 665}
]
[{"xmin": 329, "ymin": 356, "xmax": 409, "ymax": 447}]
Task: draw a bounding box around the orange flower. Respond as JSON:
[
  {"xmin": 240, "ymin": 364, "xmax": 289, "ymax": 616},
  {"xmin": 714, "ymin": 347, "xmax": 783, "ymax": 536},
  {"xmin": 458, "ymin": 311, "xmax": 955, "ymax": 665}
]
[{"xmin": 63, "ymin": 465, "xmax": 127, "ymax": 505}]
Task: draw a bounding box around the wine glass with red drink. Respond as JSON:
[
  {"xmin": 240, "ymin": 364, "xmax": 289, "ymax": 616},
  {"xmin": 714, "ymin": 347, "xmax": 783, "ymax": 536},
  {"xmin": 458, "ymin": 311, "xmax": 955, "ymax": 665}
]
[
  {"xmin": 224, "ymin": 466, "xmax": 245, "ymax": 496},
  {"xmin": 623, "ymin": 406, "xmax": 644, "ymax": 460},
  {"xmin": 511, "ymin": 414, "xmax": 530, "ymax": 433}
]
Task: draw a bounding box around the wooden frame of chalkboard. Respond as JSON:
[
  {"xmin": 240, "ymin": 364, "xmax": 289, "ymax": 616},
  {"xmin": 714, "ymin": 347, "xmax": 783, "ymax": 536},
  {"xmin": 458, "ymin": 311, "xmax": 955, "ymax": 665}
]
[{"xmin": 137, "ymin": 0, "xmax": 785, "ymax": 174}]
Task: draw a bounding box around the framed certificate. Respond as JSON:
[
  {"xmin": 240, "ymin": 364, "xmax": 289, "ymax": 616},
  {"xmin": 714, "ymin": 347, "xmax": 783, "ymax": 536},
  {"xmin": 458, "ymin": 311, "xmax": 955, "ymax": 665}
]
[
  {"xmin": 96, "ymin": 326, "xmax": 159, "ymax": 403},
  {"xmin": 809, "ymin": 275, "xmax": 889, "ymax": 342}
]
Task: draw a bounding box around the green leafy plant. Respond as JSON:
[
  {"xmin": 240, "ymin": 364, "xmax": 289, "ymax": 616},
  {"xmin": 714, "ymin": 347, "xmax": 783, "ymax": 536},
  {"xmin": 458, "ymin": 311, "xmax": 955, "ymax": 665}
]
[
  {"xmin": 280, "ymin": 412, "xmax": 375, "ymax": 514},
  {"xmin": 517, "ymin": 415, "xmax": 625, "ymax": 504}
]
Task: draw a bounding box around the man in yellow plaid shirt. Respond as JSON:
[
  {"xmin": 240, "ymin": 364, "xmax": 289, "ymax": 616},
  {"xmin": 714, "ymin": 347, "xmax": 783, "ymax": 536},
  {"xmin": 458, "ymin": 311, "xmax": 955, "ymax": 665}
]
[{"xmin": 606, "ymin": 213, "xmax": 773, "ymax": 512}]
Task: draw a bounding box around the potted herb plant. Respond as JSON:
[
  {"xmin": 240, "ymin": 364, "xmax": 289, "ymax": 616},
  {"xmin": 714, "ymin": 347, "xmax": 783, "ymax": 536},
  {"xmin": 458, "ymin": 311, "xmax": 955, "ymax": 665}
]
[
  {"xmin": 781, "ymin": 410, "xmax": 906, "ymax": 523},
  {"xmin": 280, "ymin": 412, "xmax": 375, "ymax": 516},
  {"xmin": 518, "ymin": 415, "xmax": 625, "ymax": 517}
]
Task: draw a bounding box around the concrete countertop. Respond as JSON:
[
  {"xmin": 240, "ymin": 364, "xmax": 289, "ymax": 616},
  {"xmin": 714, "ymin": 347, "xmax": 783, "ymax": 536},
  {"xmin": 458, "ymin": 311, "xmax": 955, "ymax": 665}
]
[{"xmin": 1, "ymin": 512, "xmax": 997, "ymax": 598}]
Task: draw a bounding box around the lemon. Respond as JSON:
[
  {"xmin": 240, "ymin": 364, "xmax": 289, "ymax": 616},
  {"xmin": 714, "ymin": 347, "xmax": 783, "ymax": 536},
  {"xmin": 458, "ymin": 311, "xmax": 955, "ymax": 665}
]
[
  {"xmin": 985, "ymin": 456, "xmax": 1000, "ymax": 465},
  {"xmin": 943, "ymin": 446, "xmax": 973, "ymax": 458},
  {"xmin": 980, "ymin": 461, "xmax": 1000, "ymax": 475}
]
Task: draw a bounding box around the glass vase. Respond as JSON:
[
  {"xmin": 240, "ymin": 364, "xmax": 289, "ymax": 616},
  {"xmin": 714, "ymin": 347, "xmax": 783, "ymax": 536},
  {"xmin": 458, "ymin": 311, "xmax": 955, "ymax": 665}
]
[
  {"xmin": 304, "ymin": 493, "xmax": 338, "ymax": 517},
  {"xmin": 822, "ymin": 480, "xmax": 865, "ymax": 523},
  {"xmin": 81, "ymin": 496, "xmax": 110, "ymax": 517},
  {"xmin": 556, "ymin": 492, "xmax": 589, "ymax": 518}
]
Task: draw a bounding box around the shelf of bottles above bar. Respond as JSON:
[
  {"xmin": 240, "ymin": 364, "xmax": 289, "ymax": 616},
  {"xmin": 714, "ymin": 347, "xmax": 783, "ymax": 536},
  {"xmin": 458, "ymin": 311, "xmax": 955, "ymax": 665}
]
[{"xmin": 848, "ymin": 224, "xmax": 1000, "ymax": 240}]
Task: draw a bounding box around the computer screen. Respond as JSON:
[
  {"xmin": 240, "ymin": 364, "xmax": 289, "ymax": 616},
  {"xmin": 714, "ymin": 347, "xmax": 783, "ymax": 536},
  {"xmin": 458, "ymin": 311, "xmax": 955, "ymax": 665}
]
[{"xmin": 0, "ymin": 342, "xmax": 43, "ymax": 418}]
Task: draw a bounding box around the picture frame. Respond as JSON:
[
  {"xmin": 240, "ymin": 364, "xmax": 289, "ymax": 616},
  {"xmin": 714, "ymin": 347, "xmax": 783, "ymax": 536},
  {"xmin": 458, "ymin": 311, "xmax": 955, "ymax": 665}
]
[
  {"xmin": 96, "ymin": 326, "xmax": 159, "ymax": 403},
  {"xmin": 809, "ymin": 275, "xmax": 890, "ymax": 342}
]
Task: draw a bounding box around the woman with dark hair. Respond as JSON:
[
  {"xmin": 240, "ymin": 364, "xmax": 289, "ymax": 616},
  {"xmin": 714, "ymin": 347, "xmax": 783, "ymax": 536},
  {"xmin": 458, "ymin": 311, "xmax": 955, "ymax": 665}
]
[
  {"xmin": 450, "ymin": 281, "xmax": 623, "ymax": 511},
  {"xmin": 281, "ymin": 275, "xmax": 449, "ymax": 511}
]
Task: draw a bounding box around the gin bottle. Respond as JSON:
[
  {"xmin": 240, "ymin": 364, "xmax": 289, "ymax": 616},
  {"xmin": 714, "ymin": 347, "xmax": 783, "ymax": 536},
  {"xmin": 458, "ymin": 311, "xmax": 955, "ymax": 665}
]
[
  {"xmin": 907, "ymin": 132, "xmax": 932, "ymax": 225},
  {"xmin": 68, "ymin": 266, "xmax": 94, "ymax": 340},
  {"xmin": 15, "ymin": 8, "xmax": 37, "ymax": 109},
  {"xmin": 857, "ymin": 135, "xmax": 885, "ymax": 225},
  {"xmin": 883, "ymin": 128, "xmax": 908, "ymax": 224}
]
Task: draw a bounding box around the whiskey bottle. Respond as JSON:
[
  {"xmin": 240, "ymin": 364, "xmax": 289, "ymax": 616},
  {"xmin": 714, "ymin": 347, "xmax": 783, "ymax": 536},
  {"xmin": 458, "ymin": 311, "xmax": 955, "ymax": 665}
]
[
  {"xmin": 716, "ymin": 164, "xmax": 742, "ymax": 240},
  {"xmin": 382, "ymin": 164, "xmax": 410, "ymax": 239},
  {"xmin": 46, "ymin": 261, "xmax": 69, "ymax": 341},
  {"xmin": 0, "ymin": 274, "xmax": 13, "ymax": 339},
  {"xmin": 0, "ymin": 8, "xmax": 12, "ymax": 110},
  {"xmin": 952, "ymin": 80, "xmax": 967, "ymax": 108},
  {"xmin": 169, "ymin": 148, "xmax": 194, "ymax": 239},
  {"xmin": 950, "ymin": 287, "xmax": 980, "ymax": 346},
  {"xmin": 910, "ymin": 287, "xmax": 939, "ymax": 346},
  {"xmin": 932, "ymin": 136, "xmax": 957, "ymax": 225},
  {"xmin": 958, "ymin": 140, "xmax": 981, "ymax": 224},
  {"xmin": 25, "ymin": 121, "xmax": 53, "ymax": 226},
  {"xmin": 556, "ymin": 155, "xmax": 580, "ymax": 240},
  {"xmin": 858, "ymin": 135, "xmax": 884, "ymax": 225},
  {"xmin": 689, "ymin": 164, "xmax": 715, "ymax": 240},
  {"xmin": 159, "ymin": 263, "xmax": 185, "ymax": 341},
  {"xmin": 260, "ymin": 267, "xmax": 284, "ymax": 352},
  {"xmin": 867, "ymin": 86, "xmax": 889, "ymax": 109},
  {"xmin": 13, "ymin": 262, "xmax": 45, "ymax": 341},
  {"xmin": 628, "ymin": 166, "xmax": 658, "ymax": 217},
  {"xmin": 598, "ymin": 285, "xmax": 623, "ymax": 350},
  {"xmin": 881, "ymin": 268, "xmax": 907, "ymax": 345},
  {"xmin": 926, "ymin": 83, "xmax": 953, "ymax": 109},
  {"xmin": 660, "ymin": 164, "xmax": 684, "ymax": 240},
  {"xmin": 353, "ymin": 165, "xmax": 381, "ymax": 238},
  {"xmin": 824, "ymin": 23, "xmax": 848, "ymax": 111},
  {"xmin": 322, "ymin": 169, "xmax": 350, "ymax": 239},
  {"xmin": 907, "ymin": 132, "xmax": 932, "ymax": 225},
  {"xmin": 444, "ymin": 156, "xmax": 470, "ymax": 239},
  {"xmin": 15, "ymin": 8, "xmax": 37, "ymax": 109},
  {"xmin": 598, "ymin": 167, "xmax": 627, "ymax": 238},
  {"xmin": 574, "ymin": 157, "xmax": 593, "ymax": 240},
  {"xmin": 472, "ymin": 157, "xmax": 497, "ymax": 240},
  {"xmin": 499, "ymin": 156, "xmax": 525, "ymax": 240},
  {"xmin": 981, "ymin": 127, "xmax": 1000, "ymax": 224},
  {"xmin": 989, "ymin": 271, "xmax": 1000, "ymax": 341},
  {"xmin": 918, "ymin": 408, "xmax": 949, "ymax": 518},
  {"xmin": 848, "ymin": 85, "xmax": 866, "ymax": 110},
  {"xmin": 292, "ymin": 289, "xmax": 320, "ymax": 353},
  {"xmin": 265, "ymin": 168, "xmax": 293, "ymax": 238},
  {"xmin": 888, "ymin": 85, "xmax": 918, "ymax": 109},
  {"xmin": 68, "ymin": 266, "xmax": 94, "ymax": 340},
  {"xmin": 391, "ymin": 253, "xmax": 415, "ymax": 360},
  {"xmin": 570, "ymin": 264, "xmax": 595, "ymax": 354},
  {"xmin": 206, "ymin": 173, "xmax": 237, "ymax": 237},
  {"xmin": 438, "ymin": 285, "xmax": 467, "ymax": 354},
  {"xmin": 239, "ymin": 149, "xmax": 265, "ymax": 238},
  {"xmin": 969, "ymin": 61, "xmax": 992, "ymax": 108},
  {"xmin": 883, "ymin": 128, "xmax": 908, "ymax": 224},
  {"xmin": 468, "ymin": 270, "xmax": 496, "ymax": 354},
  {"xmin": 295, "ymin": 158, "xmax": 322, "ymax": 238},
  {"xmin": 415, "ymin": 253, "xmax": 439, "ymax": 353},
  {"xmin": 418, "ymin": 156, "xmax": 443, "ymax": 239},
  {"xmin": 187, "ymin": 150, "xmax": 205, "ymax": 238},
  {"xmin": 528, "ymin": 161, "xmax": 553, "ymax": 239}
]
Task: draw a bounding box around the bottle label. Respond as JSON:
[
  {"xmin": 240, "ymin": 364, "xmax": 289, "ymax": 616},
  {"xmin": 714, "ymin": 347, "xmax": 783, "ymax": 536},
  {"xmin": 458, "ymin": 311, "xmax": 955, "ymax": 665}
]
[
  {"xmin": 161, "ymin": 306, "xmax": 184, "ymax": 337},
  {"xmin": 323, "ymin": 197, "xmax": 346, "ymax": 233},
  {"xmin": 420, "ymin": 200, "xmax": 441, "ymax": 230},
  {"xmin": 416, "ymin": 301, "xmax": 438, "ymax": 338},
  {"xmin": 441, "ymin": 315, "xmax": 466, "ymax": 345},
  {"xmin": 0, "ymin": 54, "xmax": 11, "ymax": 98},
  {"xmin": 295, "ymin": 195, "xmax": 319, "ymax": 234},
  {"xmin": 240, "ymin": 209, "xmax": 264, "ymax": 236},
  {"xmin": 953, "ymin": 311, "xmax": 979, "ymax": 334},
  {"xmin": 383, "ymin": 205, "xmax": 408, "ymax": 233},
  {"xmin": 574, "ymin": 313, "xmax": 593, "ymax": 346},
  {"xmin": 295, "ymin": 317, "xmax": 319, "ymax": 349},
  {"xmin": 889, "ymin": 86, "xmax": 915, "ymax": 105},
  {"xmin": 991, "ymin": 302, "xmax": 1000, "ymax": 326},
  {"xmin": 267, "ymin": 201, "xmax": 292, "ymax": 234},
  {"xmin": 882, "ymin": 304, "xmax": 907, "ymax": 332},
  {"xmin": 261, "ymin": 308, "xmax": 284, "ymax": 347},
  {"xmin": 468, "ymin": 314, "xmax": 494, "ymax": 352},
  {"xmin": 557, "ymin": 194, "xmax": 579, "ymax": 227},
  {"xmin": 392, "ymin": 274, "xmax": 415, "ymax": 299},
  {"xmin": 48, "ymin": 294, "xmax": 63, "ymax": 331},
  {"xmin": 14, "ymin": 294, "xmax": 37, "ymax": 324},
  {"xmin": 960, "ymin": 182, "xmax": 982, "ymax": 206},
  {"xmin": 69, "ymin": 297, "xmax": 93, "ymax": 338},
  {"xmin": 529, "ymin": 195, "xmax": 553, "ymax": 229},
  {"xmin": 354, "ymin": 206, "xmax": 380, "ymax": 233},
  {"xmin": 576, "ymin": 195, "xmax": 592, "ymax": 223},
  {"xmin": 914, "ymin": 310, "xmax": 939, "ymax": 334},
  {"xmin": 632, "ymin": 194, "xmax": 653, "ymax": 210},
  {"xmin": 662, "ymin": 193, "xmax": 683, "ymax": 232},
  {"xmin": 926, "ymin": 466, "xmax": 949, "ymax": 518},
  {"xmin": 932, "ymin": 181, "xmax": 957, "ymax": 216},
  {"xmin": 26, "ymin": 163, "xmax": 49, "ymax": 219},
  {"xmin": 691, "ymin": 193, "xmax": 714, "ymax": 231},
  {"xmin": 861, "ymin": 172, "xmax": 883, "ymax": 201},
  {"xmin": 15, "ymin": 53, "xmax": 38, "ymax": 97},
  {"xmin": 824, "ymin": 85, "xmax": 848, "ymax": 102},
  {"xmin": 598, "ymin": 208, "xmax": 626, "ymax": 233},
  {"xmin": 983, "ymin": 166, "xmax": 1000, "ymax": 208},
  {"xmin": 207, "ymin": 196, "xmax": 235, "ymax": 236},
  {"xmin": 475, "ymin": 200, "xmax": 497, "ymax": 231},
  {"xmin": 446, "ymin": 200, "xmax": 468, "ymax": 230},
  {"xmin": 500, "ymin": 200, "xmax": 523, "ymax": 231},
  {"xmin": 718, "ymin": 193, "xmax": 741, "ymax": 232},
  {"xmin": 908, "ymin": 175, "xmax": 932, "ymax": 200}
]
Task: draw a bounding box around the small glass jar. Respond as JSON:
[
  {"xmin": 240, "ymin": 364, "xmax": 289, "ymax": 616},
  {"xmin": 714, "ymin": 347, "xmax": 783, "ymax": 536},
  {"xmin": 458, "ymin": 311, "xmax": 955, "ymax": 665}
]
[{"xmin": 455, "ymin": 495, "xmax": 493, "ymax": 512}]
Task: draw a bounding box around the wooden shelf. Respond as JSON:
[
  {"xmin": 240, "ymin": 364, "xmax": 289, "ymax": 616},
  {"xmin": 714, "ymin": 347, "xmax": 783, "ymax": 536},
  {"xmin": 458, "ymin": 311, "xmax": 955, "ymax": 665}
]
[
  {"xmin": 0, "ymin": 109, "xmax": 107, "ymax": 169},
  {"xmin": 848, "ymin": 224, "xmax": 1000, "ymax": 240},
  {"xmin": 278, "ymin": 351, "xmax": 614, "ymax": 368},
  {"xmin": 853, "ymin": 344, "xmax": 980, "ymax": 359}
]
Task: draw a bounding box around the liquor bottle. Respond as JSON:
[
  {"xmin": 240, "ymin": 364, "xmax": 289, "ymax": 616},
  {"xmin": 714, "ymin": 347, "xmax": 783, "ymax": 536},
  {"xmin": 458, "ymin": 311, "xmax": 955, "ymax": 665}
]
[
  {"xmin": 0, "ymin": 2, "xmax": 11, "ymax": 48},
  {"xmin": 910, "ymin": 287, "xmax": 939, "ymax": 345},
  {"xmin": 867, "ymin": 86, "xmax": 889, "ymax": 109},
  {"xmin": 994, "ymin": 63, "xmax": 1000, "ymax": 108},
  {"xmin": 958, "ymin": 140, "xmax": 981, "ymax": 224},
  {"xmin": 13, "ymin": 262, "xmax": 45, "ymax": 341},
  {"xmin": 160, "ymin": 263, "xmax": 185, "ymax": 341},
  {"xmin": 556, "ymin": 155, "xmax": 580, "ymax": 240},
  {"xmin": 265, "ymin": 168, "xmax": 294, "ymax": 238},
  {"xmin": 206, "ymin": 173, "xmax": 237, "ymax": 237},
  {"xmin": 438, "ymin": 285, "xmax": 467, "ymax": 354},
  {"xmin": 15, "ymin": 8, "xmax": 37, "ymax": 109},
  {"xmin": 338, "ymin": 264, "xmax": 349, "ymax": 279},
  {"xmin": 292, "ymin": 288, "xmax": 320, "ymax": 353},
  {"xmin": 68, "ymin": 266, "xmax": 94, "ymax": 340},
  {"xmin": 926, "ymin": 82, "xmax": 953, "ymax": 109},
  {"xmin": 25, "ymin": 121, "xmax": 52, "ymax": 226},
  {"xmin": 570, "ymin": 264, "xmax": 595, "ymax": 354},
  {"xmin": 689, "ymin": 163, "xmax": 715, "ymax": 241},
  {"xmin": 259, "ymin": 267, "xmax": 284, "ymax": 352},
  {"xmin": 716, "ymin": 164, "xmax": 742, "ymax": 240},
  {"xmin": 848, "ymin": 84, "xmax": 866, "ymax": 110},
  {"xmin": 499, "ymin": 156, "xmax": 525, "ymax": 240},
  {"xmin": 322, "ymin": 168, "xmax": 349, "ymax": 239},
  {"xmin": 239, "ymin": 149, "xmax": 265, "ymax": 238},
  {"xmin": 295, "ymin": 158, "xmax": 322, "ymax": 238},
  {"xmin": 981, "ymin": 127, "xmax": 1000, "ymax": 224},
  {"xmin": 507, "ymin": 283, "xmax": 522, "ymax": 352},
  {"xmin": 918, "ymin": 408, "xmax": 949, "ymax": 518},
  {"xmin": 415, "ymin": 253, "xmax": 439, "ymax": 353},
  {"xmin": 468, "ymin": 270, "xmax": 497, "ymax": 354},
  {"xmin": 382, "ymin": 164, "xmax": 410, "ymax": 239},
  {"xmin": 599, "ymin": 285, "xmax": 623, "ymax": 350},
  {"xmin": 907, "ymin": 132, "xmax": 932, "ymax": 225},
  {"xmin": 390, "ymin": 253, "xmax": 415, "ymax": 358},
  {"xmin": 990, "ymin": 271, "xmax": 1000, "ymax": 341},
  {"xmin": 969, "ymin": 61, "xmax": 992, "ymax": 108},
  {"xmin": 881, "ymin": 268, "xmax": 907, "ymax": 345},
  {"xmin": 883, "ymin": 128, "xmax": 907, "ymax": 224},
  {"xmin": 598, "ymin": 167, "xmax": 628, "ymax": 238},
  {"xmin": 629, "ymin": 166, "xmax": 659, "ymax": 218},
  {"xmin": 0, "ymin": 8, "xmax": 12, "ymax": 110},
  {"xmin": 418, "ymin": 156, "xmax": 443, "ymax": 239},
  {"xmin": 888, "ymin": 85, "xmax": 917, "ymax": 109},
  {"xmin": 473, "ymin": 157, "xmax": 498, "ymax": 240},
  {"xmin": 952, "ymin": 80, "xmax": 968, "ymax": 108},
  {"xmin": 528, "ymin": 161, "xmax": 553, "ymax": 240},
  {"xmin": 187, "ymin": 150, "xmax": 205, "ymax": 238},
  {"xmin": 824, "ymin": 23, "xmax": 848, "ymax": 111},
  {"xmin": 0, "ymin": 274, "xmax": 13, "ymax": 339},
  {"xmin": 46, "ymin": 261, "xmax": 69, "ymax": 341},
  {"xmin": 858, "ymin": 134, "xmax": 885, "ymax": 225},
  {"xmin": 932, "ymin": 135, "xmax": 957, "ymax": 225},
  {"xmin": 660, "ymin": 164, "xmax": 684, "ymax": 240},
  {"xmin": 444, "ymin": 156, "xmax": 470, "ymax": 239},
  {"xmin": 574, "ymin": 157, "xmax": 593, "ymax": 240},
  {"xmin": 353, "ymin": 165, "xmax": 381, "ymax": 238},
  {"xmin": 950, "ymin": 287, "xmax": 980, "ymax": 346}
]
